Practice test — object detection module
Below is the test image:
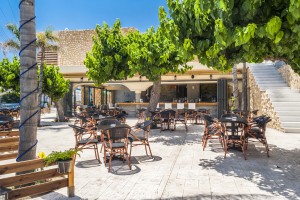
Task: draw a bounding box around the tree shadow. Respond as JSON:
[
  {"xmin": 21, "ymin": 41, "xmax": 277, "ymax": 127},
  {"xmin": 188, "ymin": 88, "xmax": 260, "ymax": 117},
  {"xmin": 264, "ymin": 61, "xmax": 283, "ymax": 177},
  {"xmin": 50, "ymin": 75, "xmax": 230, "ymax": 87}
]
[
  {"xmin": 198, "ymin": 144, "xmax": 300, "ymax": 199},
  {"xmin": 150, "ymin": 124, "xmax": 203, "ymax": 146},
  {"xmin": 37, "ymin": 191, "xmax": 83, "ymax": 200},
  {"xmin": 75, "ymin": 159, "xmax": 101, "ymax": 168}
]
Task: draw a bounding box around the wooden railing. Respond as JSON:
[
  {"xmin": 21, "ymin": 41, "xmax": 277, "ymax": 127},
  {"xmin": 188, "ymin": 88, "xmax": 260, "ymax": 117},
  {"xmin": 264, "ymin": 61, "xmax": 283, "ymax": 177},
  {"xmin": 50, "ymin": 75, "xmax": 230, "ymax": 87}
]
[
  {"xmin": 0, "ymin": 130, "xmax": 75, "ymax": 199},
  {"xmin": 0, "ymin": 130, "xmax": 19, "ymax": 161},
  {"xmin": 0, "ymin": 158, "xmax": 75, "ymax": 199}
]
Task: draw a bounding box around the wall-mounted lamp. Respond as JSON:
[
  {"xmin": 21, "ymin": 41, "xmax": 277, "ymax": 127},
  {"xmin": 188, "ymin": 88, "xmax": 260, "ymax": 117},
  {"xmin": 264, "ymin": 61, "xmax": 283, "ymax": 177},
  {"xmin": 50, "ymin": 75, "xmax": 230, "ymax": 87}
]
[
  {"xmin": 174, "ymin": 75, "xmax": 177, "ymax": 80},
  {"xmin": 139, "ymin": 75, "xmax": 142, "ymax": 81},
  {"xmin": 191, "ymin": 75, "xmax": 195, "ymax": 79},
  {"xmin": 210, "ymin": 74, "xmax": 212, "ymax": 80},
  {"xmin": 192, "ymin": 85, "xmax": 195, "ymax": 90},
  {"xmin": 80, "ymin": 77, "xmax": 83, "ymax": 82}
]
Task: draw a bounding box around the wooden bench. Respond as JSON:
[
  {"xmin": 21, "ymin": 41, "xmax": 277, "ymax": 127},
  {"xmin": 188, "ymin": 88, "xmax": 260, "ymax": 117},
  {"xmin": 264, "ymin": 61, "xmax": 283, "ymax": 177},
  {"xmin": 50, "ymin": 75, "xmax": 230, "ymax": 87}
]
[
  {"xmin": 0, "ymin": 158, "xmax": 75, "ymax": 199},
  {"xmin": 0, "ymin": 130, "xmax": 19, "ymax": 161},
  {"xmin": 0, "ymin": 130, "xmax": 75, "ymax": 199}
]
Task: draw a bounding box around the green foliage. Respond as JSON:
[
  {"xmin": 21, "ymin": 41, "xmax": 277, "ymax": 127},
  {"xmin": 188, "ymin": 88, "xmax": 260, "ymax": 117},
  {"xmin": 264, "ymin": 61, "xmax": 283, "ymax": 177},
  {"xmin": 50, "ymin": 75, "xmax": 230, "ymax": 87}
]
[
  {"xmin": 0, "ymin": 58, "xmax": 69, "ymax": 102},
  {"xmin": 42, "ymin": 65, "xmax": 70, "ymax": 101},
  {"xmin": 43, "ymin": 148, "xmax": 80, "ymax": 166},
  {"xmin": 85, "ymin": 15, "xmax": 193, "ymax": 84},
  {"xmin": 0, "ymin": 57, "xmax": 20, "ymax": 93},
  {"xmin": 127, "ymin": 7, "xmax": 193, "ymax": 81},
  {"xmin": 167, "ymin": 0, "xmax": 300, "ymax": 73},
  {"xmin": 85, "ymin": 19, "xmax": 132, "ymax": 85}
]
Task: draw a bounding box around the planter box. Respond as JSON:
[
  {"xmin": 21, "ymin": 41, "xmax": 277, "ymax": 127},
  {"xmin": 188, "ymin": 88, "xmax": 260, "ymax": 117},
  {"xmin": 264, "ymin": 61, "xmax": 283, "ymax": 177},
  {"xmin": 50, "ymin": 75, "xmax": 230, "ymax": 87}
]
[{"xmin": 57, "ymin": 160, "xmax": 71, "ymax": 174}]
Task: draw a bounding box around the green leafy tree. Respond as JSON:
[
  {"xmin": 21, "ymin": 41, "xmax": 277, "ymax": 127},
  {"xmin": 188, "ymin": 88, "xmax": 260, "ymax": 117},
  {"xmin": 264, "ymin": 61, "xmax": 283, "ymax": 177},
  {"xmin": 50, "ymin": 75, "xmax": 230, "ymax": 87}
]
[
  {"xmin": 85, "ymin": 15, "xmax": 193, "ymax": 113},
  {"xmin": 85, "ymin": 19, "xmax": 132, "ymax": 86},
  {"xmin": 43, "ymin": 65, "xmax": 70, "ymax": 122},
  {"xmin": 167, "ymin": 0, "xmax": 300, "ymax": 72},
  {"xmin": 36, "ymin": 27, "xmax": 59, "ymax": 125},
  {"xmin": 0, "ymin": 57, "xmax": 20, "ymax": 93},
  {"xmin": 2, "ymin": 23, "xmax": 59, "ymax": 125},
  {"xmin": 127, "ymin": 8, "xmax": 193, "ymax": 112}
]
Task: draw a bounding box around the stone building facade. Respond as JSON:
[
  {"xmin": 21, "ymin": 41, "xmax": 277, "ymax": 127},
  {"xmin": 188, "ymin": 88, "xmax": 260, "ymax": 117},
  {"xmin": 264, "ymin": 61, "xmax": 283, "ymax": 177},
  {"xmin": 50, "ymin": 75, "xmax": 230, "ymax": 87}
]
[{"xmin": 52, "ymin": 29, "xmax": 243, "ymax": 117}]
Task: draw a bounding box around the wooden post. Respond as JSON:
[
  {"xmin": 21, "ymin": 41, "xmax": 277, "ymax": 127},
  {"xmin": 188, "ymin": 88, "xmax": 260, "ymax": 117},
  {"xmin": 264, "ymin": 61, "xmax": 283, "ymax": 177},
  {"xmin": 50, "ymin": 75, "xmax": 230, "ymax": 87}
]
[{"xmin": 67, "ymin": 157, "xmax": 75, "ymax": 197}]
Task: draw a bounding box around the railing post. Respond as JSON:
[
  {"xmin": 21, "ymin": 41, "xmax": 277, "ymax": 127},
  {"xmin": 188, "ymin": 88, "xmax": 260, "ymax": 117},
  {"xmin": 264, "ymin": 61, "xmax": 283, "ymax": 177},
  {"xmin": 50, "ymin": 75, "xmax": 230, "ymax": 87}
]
[{"xmin": 67, "ymin": 157, "xmax": 75, "ymax": 197}]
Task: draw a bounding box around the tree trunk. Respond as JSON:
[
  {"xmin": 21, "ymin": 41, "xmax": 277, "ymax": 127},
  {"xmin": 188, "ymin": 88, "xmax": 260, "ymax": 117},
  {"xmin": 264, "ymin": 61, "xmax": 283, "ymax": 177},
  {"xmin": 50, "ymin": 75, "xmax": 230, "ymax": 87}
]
[
  {"xmin": 232, "ymin": 64, "xmax": 239, "ymax": 110},
  {"xmin": 242, "ymin": 62, "xmax": 247, "ymax": 111},
  {"xmin": 18, "ymin": 0, "xmax": 38, "ymax": 161},
  {"xmin": 37, "ymin": 52, "xmax": 44, "ymax": 126},
  {"xmin": 146, "ymin": 77, "xmax": 161, "ymax": 117},
  {"xmin": 54, "ymin": 98, "xmax": 66, "ymax": 122}
]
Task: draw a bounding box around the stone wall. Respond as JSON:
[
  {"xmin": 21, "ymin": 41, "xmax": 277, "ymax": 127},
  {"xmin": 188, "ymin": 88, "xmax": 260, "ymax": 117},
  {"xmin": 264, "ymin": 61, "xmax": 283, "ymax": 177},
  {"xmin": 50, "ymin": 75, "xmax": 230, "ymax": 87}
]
[
  {"xmin": 278, "ymin": 65, "xmax": 300, "ymax": 90},
  {"xmin": 248, "ymin": 70, "xmax": 282, "ymax": 130},
  {"xmin": 57, "ymin": 28, "xmax": 136, "ymax": 67},
  {"xmin": 58, "ymin": 30, "xmax": 95, "ymax": 66}
]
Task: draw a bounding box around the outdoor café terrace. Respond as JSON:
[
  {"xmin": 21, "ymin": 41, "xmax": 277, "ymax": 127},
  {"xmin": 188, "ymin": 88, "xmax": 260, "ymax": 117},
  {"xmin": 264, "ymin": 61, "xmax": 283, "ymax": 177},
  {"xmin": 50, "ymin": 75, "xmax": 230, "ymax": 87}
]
[{"xmin": 29, "ymin": 110, "xmax": 300, "ymax": 200}]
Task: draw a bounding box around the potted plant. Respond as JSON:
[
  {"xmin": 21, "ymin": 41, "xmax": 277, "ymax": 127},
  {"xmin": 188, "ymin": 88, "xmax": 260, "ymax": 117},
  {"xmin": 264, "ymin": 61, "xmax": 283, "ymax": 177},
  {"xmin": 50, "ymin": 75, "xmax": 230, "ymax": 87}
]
[{"xmin": 44, "ymin": 148, "xmax": 80, "ymax": 174}]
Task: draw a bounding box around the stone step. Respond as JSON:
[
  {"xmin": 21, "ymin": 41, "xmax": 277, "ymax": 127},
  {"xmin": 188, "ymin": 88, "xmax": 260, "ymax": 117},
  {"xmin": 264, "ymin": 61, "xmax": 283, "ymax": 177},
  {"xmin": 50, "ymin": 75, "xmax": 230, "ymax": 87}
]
[
  {"xmin": 276, "ymin": 111, "xmax": 300, "ymax": 116},
  {"xmin": 282, "ymin": 128, "xmax": 300, "ymax": 133},
  {"xmin": 256, "ymin": 79, "xmax": 285, "ymax": 83},
  {"xmin": 259, "ymin": 84, "xmax": 288, "ymax": 87},
  {"xmin": 281, "ymin": 122, "xmax": 300, "ymax": 128},
  {"xmin": 275, "ymin": 107, "xmax": 300, "ymax": 111},
  {"xmin": 278, "ymin": 116, "xmax": 300, "ymax": 122},
  {"xmin": 267, "ymin": 89, "xmax": 298, "ymax": 93},
  {"xmin": 268, "ymin": 94, "xmax": 300, "ymax": 99},
  {"xmin": 252, "ymin": 71, "xmax": 282, "ymax": 77},
  {"xmin": 253, "ymin": 75, "xmax": 283, "ymax": 79},
  {"xmin": 269, "ymin": 97, "xmax": 300, "ymax": 102},
  {"xmin": 272, "ymin": 102, "xmax": 300, "ymax": 106},
  {"xmin": 255, "ymin": 79, "xmax": 284, "ymax": 83}
]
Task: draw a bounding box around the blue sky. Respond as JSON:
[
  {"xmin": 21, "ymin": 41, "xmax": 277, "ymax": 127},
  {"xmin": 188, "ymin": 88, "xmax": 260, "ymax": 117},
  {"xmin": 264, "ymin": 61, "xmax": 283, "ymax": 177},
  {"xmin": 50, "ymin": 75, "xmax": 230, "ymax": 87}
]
[{"xmin": 0, "ymin": 0, "xmax": 167, "ymax": 59}]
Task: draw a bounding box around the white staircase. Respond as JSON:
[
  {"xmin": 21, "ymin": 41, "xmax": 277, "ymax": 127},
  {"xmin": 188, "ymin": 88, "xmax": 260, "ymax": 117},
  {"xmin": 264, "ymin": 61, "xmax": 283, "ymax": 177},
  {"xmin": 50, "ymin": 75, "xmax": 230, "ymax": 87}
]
[{"xmin": 249, "ymin": 63, "xmax": 300, "ymax": 133}]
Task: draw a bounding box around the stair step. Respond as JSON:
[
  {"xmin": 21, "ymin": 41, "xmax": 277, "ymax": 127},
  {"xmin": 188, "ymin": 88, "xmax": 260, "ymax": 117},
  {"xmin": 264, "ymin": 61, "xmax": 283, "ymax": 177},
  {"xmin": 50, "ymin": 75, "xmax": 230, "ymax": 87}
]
[
  {"xmin": 281, "ymin": 122, "xmax": 300, "ymax": 128},
  {"xmin": 273, "ymin": 102, "xmax": 300, "ymax": 106},
  {"xmin": 274, "ymin": 107, "xmax": 300, "ymax": 111},
  {"xmin": 276, "ymin": 111, "xmax": 300, "ymax": 115},
  {"xmin": 282, "ymin": 128, "xmax": 300, "ymax": 133},
  {"xmin": 269, "ymin": 97, "xmax": 300, "ymax": 102},
  {"xmin": 278, "ymin": 116, "xmax": 300, "ymax": 122},
  {"xmin": 259, "ymin": 84, "xmax": 288, "ymax": 87},
  {"xmin": 256, "ymin": 80, "xmax": 286, "ymax": 83}
]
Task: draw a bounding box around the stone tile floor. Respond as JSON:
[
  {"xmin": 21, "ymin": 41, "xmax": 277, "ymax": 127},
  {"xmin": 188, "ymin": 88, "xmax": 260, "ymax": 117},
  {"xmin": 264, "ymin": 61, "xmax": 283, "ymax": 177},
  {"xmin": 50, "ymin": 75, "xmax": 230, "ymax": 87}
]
[{"xmin": 34, "ymin": 112, "xmax": 300, "ymax": 200}]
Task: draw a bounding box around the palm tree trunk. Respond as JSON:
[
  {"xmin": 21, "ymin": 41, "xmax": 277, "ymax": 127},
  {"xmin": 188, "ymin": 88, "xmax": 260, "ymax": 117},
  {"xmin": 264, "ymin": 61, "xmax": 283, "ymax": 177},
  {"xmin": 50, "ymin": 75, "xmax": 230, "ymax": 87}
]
[
  {"xmin": 54, "ymin": 98, "xmax": 66, "ymax": 122},
  {"xmin": 146, "ymin": 77, "xmax": 161, "ymax": 117},
  {"xmin": 19, "ymin": 0, "xmax": 38, "ymax": 161},
  {"xmin": 37, "ymin": 52, "xmax": 44, "ymax": 126}
]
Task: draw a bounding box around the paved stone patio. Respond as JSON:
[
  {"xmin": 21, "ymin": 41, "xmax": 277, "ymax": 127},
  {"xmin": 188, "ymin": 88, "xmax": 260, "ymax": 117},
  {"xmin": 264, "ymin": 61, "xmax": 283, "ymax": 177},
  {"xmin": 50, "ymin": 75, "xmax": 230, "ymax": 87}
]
[{"xmin": 33, "ymin": 112, "xmax": 300, "ymax": 200}]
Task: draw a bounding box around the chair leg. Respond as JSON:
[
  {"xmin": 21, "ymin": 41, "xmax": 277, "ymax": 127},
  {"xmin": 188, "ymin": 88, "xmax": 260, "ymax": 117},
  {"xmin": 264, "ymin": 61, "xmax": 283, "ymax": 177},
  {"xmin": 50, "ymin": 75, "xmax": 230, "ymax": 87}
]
[
  {"xmin": 108, "ymin": 153, "xmax": 113, "ymax": 172},
  {"xmin": 242, "ymin": 138, "xmax": 247, "ymax": 160},
  {"xmin": 144, "ymin": 143, "xmax": 148, "ymax": 156},
  {"xmin": 129, "ymin": 143, "xmax": 133, "ymax": 161},
  {"xmin": 264, "ymin": 140, "xmax": 270, "ymax": 157},
  {"xmin": 147, "ymin": 142, "xmax": 153, "ymax": 158},
  {"xmin": 202, "ymin": 136, "xmax": 208, "ymax": 151},
  {"xmin": 224, "ymin": 139, "xmax": 228, "ymax": 158},
  {"xmin": 95, "ymin": 144, "xmax": 101, "ymax": 163},
  {"xmin": 104, "ymin": 149, "xmax": 107, "ymax": 166}
]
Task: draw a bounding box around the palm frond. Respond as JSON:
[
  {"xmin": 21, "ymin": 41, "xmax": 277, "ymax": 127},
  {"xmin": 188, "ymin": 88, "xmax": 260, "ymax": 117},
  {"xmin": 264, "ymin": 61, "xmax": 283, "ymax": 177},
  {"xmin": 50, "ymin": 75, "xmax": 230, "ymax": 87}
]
[{"xmin": 6, "ymin": 23, "xmax": 20, "ymax": 41}]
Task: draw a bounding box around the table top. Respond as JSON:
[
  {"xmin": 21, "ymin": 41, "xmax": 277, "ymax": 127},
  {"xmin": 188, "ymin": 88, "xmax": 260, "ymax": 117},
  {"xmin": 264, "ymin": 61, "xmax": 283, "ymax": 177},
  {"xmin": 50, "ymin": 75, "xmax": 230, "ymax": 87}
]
[
  {"xmin": 98, "ymin": 123, "xmax": 130, "ymax": 132},
  {"xmin": 219, "ymin": 116, "xmax": 248, "ymax": 125}
]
